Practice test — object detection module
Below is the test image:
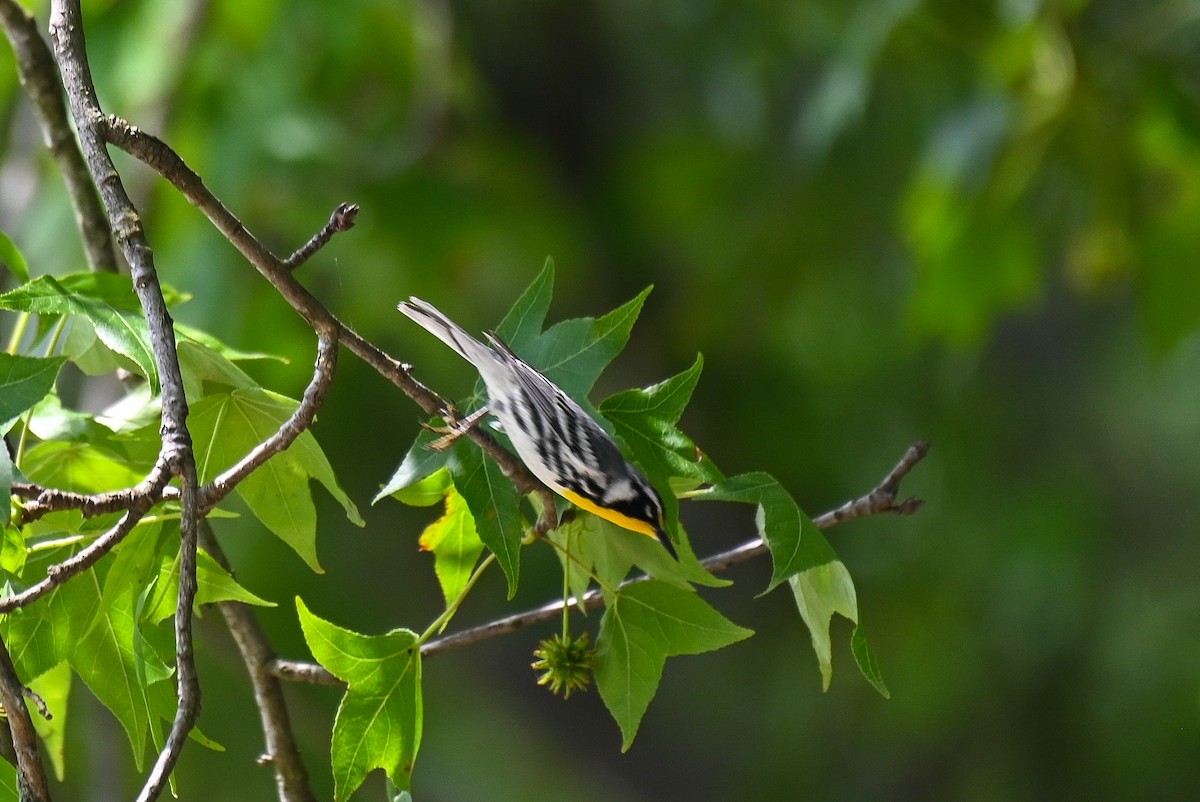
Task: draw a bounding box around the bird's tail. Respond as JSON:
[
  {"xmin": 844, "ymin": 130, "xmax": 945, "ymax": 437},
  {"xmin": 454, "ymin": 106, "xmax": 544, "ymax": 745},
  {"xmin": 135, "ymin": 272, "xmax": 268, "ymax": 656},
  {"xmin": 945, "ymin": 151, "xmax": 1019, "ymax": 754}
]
[{"xmin": 398, "ymin": 298, "xmax": 498, "ymax": 369}]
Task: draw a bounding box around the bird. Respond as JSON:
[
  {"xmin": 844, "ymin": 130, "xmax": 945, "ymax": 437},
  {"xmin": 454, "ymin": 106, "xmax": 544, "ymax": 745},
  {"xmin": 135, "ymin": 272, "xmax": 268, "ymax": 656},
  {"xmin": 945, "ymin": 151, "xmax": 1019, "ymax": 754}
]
[{"xmin": 398, "ymin": 297, "xmax": 678, "ymax": 559}]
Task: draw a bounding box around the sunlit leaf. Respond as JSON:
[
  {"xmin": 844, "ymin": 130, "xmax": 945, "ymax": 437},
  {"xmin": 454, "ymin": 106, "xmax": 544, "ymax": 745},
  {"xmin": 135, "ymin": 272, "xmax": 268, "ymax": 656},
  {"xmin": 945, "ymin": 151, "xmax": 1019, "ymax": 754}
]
[
  {"xmin": 21, "ymin": 440, "xmax": 145, "ymax": 494},
  {"xmin": 375, "ymin": 437, "xmax": 452, "ymax": 505},
  {"xmin": 71, "ymin": 567, "xmax": 172, "ymax": 768},
  {"xmin": 0, "ymin": 274, "xmax": 160, "ymax": 391},
  {"xmin": 417, "ymin": 486, "xmax": 484, "ymax": 606},
  {"xmin": 789, "ymin": 560, "xmax": 858, "ymax": 693},
  {"xmin": 189, "ymin": 389, "xmax": 364, "ymax": 573},
  {"xmin": 297, "ymin": 598, "xmax": 422, "ymax": 799},
  {"xmin": 29, "ymin": 661, "xmax": 72, "ymax": 780}
]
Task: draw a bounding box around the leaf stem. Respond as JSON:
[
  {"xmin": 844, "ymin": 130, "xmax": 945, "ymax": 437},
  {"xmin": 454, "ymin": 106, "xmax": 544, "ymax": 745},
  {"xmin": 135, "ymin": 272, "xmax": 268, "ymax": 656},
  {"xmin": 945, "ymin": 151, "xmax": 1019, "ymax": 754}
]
[
  {"xmin": 415, "ymin": 552, "xmax": 496, "ymax": 646},
  {"xmin": 4, "ymin": 311, "xmax": 31, "ymax": 354}
]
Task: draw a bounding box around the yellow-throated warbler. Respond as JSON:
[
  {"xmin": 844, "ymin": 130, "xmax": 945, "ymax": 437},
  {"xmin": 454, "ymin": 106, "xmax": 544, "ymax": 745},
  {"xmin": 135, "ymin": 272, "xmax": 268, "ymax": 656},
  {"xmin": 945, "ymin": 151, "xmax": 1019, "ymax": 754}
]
[{"xmin": 399, "ymin": 298, "xmax": 678, "ymax": 559}]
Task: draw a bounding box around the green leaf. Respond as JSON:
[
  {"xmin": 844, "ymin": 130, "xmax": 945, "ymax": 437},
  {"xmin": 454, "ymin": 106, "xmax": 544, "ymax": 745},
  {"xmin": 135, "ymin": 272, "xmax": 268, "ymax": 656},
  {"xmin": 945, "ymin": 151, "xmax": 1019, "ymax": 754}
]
[
  {"xmin": 144, "ymin": 544, "xmax": 276, "ymax": 624},
  {"xmin": 26, "ymin": 394, "xmax": 106, "ymax": 442},
  {"xmin": 392, "ymin": 467, "xmax": 453, "ymax": 507},
  {"xmin": 695, "ymin": 472, "xmax": 832, "ymax": 592},
  {"xmin": 0, "ymin": 229, "xmax": 31, "ymax": 282},
  {"xmin": 600, "ymin": 355, "xmax": 715, "ymax": 481},
  {"xmin": 297, "ymin": 598, "xmax": 423, "ymax": 799},
  {"xmin": 29, "ymin": 661, "xmax": 72, "ymax": 780},
  {"xmin": 189, "ymin": 389, "xmax": 364, "ymax": 572},
  {"xmin": 2, "ymin": 583, "xmax": 82, "ymax": 682},
  {"xmin": 0, "ymin": 523, "xmax": 25, "ymax": 574},
  {"xmin": 0, "ymin": 274, "xmax": 160, "ymax": 392},
  {"xmin": 71, "ymin": 567, "xmax": 172, "ymax": 767},
  {"xmin": 584, "ymin": 514, "xmax": 726, "ymax": 589},
  {"xmin": 850, "ymin": 622, "xmax": 890, "ymax": 699},
  {"xmin": 176, "ymin": 339, "xmax": 260, "ymax": 397},
  {"xmin": 0, "ymin": 758, "xmax": 15, "ymax": 799},
  {"xmin": 520, "ymin": 286, "xmax": 652, "ymax": 400},
  {"xmin": 452, "ymin": 446, "xmax": 522, "ymax": 598},
  {"xmin": 594, "ymin": 580, "xmax": 752, "ymax": 750},
  {"xmin": 788, "ymin": 560, "xmax": 858, "ymax": 693},
  {"xmin": 21, "ymin": 440, "xmax": 145, "ymax": 494},
  {"xmin": 601, "ymin": 354, "xmax": 721, "ymax": 558},
  {"xmin": 383, "ymin": 266, "xmax": 650, "ymax": 506},
  {"xmin": 417, "ymin": 487, "xmax": 484, "ymax": 606},
  {"xmin": 174, "ymin": 322, "xmax": 284, "ymax": 362},
  {"xmin": 0, "ymin": 354, "xmax": 66, "ymax": 433},
  {"xmin": 493, "ymin": 257, "xmax": 554, "ymax": 347},
  {"xmin": 375, "ymin": 428, "xmax": 452, "ymax": 504}
]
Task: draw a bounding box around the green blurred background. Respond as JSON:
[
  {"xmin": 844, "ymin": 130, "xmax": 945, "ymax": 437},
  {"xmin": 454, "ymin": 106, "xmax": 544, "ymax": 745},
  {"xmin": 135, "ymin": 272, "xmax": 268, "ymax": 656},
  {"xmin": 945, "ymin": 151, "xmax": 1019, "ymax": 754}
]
[{"xmin": 3, "ymin": 0, "xmax": 1200, "ymax": 799}]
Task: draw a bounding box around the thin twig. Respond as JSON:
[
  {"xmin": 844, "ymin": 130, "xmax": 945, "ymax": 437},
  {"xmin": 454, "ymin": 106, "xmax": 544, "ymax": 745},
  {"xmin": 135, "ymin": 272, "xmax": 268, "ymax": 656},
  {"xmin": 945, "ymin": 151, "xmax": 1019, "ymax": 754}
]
[
  {"xmin": 0, "ymin": 0, "xmax": 116, "ymax": 273},
  {"xmin": 0, "ymin": 633, "xmax": 51, "ymax": 802},
  {"xmin": 270, "ymin": 440, "xmax": 932, "ymax": 684},
  {"xmin": 202, "ymin": 526, "xmax": 317, "ymax": 802},
  {"xmin": 282, "ymin": 203, "xmax": 359, "ymax": 271}
]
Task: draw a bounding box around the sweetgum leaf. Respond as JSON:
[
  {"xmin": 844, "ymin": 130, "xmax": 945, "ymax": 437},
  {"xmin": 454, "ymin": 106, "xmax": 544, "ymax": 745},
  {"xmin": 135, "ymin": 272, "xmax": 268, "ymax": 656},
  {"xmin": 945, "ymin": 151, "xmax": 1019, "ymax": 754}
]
[
  {"xmin": 189, "ymin": 389, "xmax": 363, "ymax": 572},
  {"xmin": 297, "ymin": 598, "xmax": 422, "ymax": 799},
  {"xmin": 417, "ymin": 486, "xmax": 484, "ymax": 606},
  {"xmin": 0, "ymin": 353, "xmax": 65, "ymax": 433},
  {"xmin": 0, "ymin": 274, "xmax": 159, "ymax": 392},
  {"xmin": 452, "ymin": 446, "xmax": 522, "ymax": 598},
  {"xmin": 696, "ymin": 472, "xmax": 831, "ymax": 592},
  {"xmin": 594, "ymin": 580, "xmax": 752, "ymax": 750}
]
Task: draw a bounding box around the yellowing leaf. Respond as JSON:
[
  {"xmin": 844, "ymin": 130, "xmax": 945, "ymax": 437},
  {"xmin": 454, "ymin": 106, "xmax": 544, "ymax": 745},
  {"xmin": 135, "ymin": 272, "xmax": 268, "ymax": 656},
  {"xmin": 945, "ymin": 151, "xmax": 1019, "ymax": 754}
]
[{"xmin": 418, "ymin": 487, "xmax": 484, "ymax": 606}]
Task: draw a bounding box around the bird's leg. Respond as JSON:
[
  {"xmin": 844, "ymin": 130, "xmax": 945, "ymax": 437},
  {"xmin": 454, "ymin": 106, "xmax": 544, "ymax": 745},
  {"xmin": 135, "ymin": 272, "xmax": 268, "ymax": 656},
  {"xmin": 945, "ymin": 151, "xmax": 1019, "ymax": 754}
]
[{"xmin": 422, "ymin": 404, "xmax": 491, "ymax": 452}]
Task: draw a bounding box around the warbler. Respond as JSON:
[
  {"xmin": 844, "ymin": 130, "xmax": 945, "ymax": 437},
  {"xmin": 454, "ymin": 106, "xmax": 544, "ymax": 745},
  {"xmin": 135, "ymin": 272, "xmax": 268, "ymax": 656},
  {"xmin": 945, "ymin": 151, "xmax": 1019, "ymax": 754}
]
[{"xmin": 399, "ymin": 298, "xmax": 678, "ymax": 559}]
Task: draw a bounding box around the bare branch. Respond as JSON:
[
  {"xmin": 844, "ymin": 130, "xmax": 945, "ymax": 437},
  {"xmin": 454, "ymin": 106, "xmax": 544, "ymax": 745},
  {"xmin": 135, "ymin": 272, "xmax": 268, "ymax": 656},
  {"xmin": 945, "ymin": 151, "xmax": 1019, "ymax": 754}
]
[
  {"xmin": 0, "ymin": 461, "xmax": 173, "ymax": 613},
  {"xmin": 12, "ymin": 479, "xmax": 178, "ymax": 525},
  {"xmin": 270, "ymin": 441, "xmax": 931, "ymax": 683},
  {"xmin": 282, "ymin": 203, "xmax": 359, "ymax": 272},
  {"xmin": 48, "ymin": 2, "xmax": 203, "ymax": 797},
  {"xmin": 0, "ymin": 633, "xmax": 51, "ymax": 802},
  {"xmin": 202, "ymin": 526, "xmax": 318, "ymax": 802},
  {"xmin": 0, "ymin": 0, "xmax": 116, "ymax": 273},
  {"xmin": 137, "ymin": 465, "xmax": 200, "ymax": 802}
]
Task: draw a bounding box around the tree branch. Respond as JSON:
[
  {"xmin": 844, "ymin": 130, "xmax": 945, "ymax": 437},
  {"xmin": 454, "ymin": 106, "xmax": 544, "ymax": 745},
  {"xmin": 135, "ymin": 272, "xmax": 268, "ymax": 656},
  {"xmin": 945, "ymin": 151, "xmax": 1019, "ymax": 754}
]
[
  {"xmin": 48, "ymin": 2, "xmax": 201, "ymax": 798},
  {"xmin": 270, "ymin": 440, "xmax": 932, "ymax": 685},
  {"xmin": 0, "ymin": 460, "xmax": 173, "ymax": 613},
  {"xmin": 0, "ymin": 634, "xmax": 51, "ymax": 802},
  {"xmin": 201, "ymin": 526, "xmax": 317, "ymax": 802},
  {"xmin": 0, "ymin": 0, "xmax": 116, "ymax": 273}
]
